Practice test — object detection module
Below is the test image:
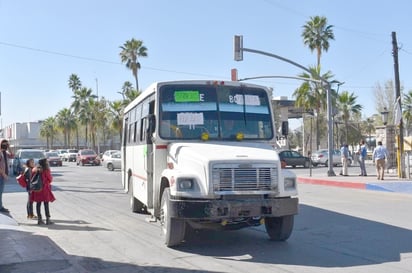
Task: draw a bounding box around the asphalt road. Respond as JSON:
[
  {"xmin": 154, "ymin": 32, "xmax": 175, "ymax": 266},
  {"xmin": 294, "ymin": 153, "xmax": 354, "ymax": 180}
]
[{"xmin": 2, "ymin": 162, "xmax": 412, "ymax": 273}]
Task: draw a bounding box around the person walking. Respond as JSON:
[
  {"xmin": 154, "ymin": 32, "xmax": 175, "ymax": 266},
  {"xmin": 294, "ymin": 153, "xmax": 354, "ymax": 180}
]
[
  {"xmin": 31, "ymin": 158, "xmax": 56, "ymax": 225},
  {"xmin": 357, "ymin": 140, "xmax": 368, "ymax": 176},
  {"xmin": 340, "ymin": 144, "xmax": 349, "ymax": 176},
  {"xmin": 0, "ymin": 139, "xmax": 11, "ymax": 213},
  {"xmin": 372, "ymin": 141, "xmax": 389, "ymax": 180},
  {"xmin": 23, "ymin": 159, "xmax": 37, "ymax": 219}
]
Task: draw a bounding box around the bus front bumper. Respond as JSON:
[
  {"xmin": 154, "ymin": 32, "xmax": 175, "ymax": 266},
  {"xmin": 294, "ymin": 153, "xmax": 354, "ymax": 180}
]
[{"xmin": 168, "ymin": 197, "xmax": 298, "ymax": 219}]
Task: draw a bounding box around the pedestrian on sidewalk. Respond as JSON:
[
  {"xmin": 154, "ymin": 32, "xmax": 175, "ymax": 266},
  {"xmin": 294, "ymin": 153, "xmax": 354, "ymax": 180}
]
[
  {"xmin": 22, "ymin": 159, "xmax": 37, "ymax": 220},
  {"xmin": 31, "ymin": 158, "xmax": 56, "ymax": 225},
  {"xmin": 0, "ymin": 139, "xmax": 11, "ymax": 213},
  {"xmin": 357, "ymin": 140, "xmax": 368, "ymax": 176},
  {"xmin": 340, "ymin": 143, "xmax": 349, "ymax": 176},
  {"xmin": 372, "ymin": 141, "xmax": 388, "ymax": 180}
]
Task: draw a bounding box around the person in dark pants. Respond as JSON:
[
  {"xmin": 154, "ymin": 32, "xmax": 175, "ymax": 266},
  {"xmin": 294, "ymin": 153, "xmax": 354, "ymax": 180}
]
[
  {"xmin": 31, "ymin": 158, "xmax": 56, "ymax": 225},
  {"xmin": 0, "ymin": 139, "xmax": 11, "ymax": 213},
  {"xmin": 23, "ymin": 159, "xmax": 37, "ymax": 219}
]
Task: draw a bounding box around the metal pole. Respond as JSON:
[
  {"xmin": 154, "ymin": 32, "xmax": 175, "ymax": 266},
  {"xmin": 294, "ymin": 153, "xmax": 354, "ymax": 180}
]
[{"xmin": 240, "ymin": 45, "xmax": 335, "ymax": 176}]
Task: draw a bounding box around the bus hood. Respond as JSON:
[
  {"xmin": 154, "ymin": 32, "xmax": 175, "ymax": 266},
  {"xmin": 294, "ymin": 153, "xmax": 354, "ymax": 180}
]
[{"xmin": 167, "ymin": 142, "xmax": 280, "ymax": 164}]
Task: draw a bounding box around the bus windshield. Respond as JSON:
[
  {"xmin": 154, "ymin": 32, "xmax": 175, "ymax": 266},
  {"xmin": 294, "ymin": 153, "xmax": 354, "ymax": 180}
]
[{"xmin": 159, "ymin": 84, "xmax": 274, "ymax": 140}]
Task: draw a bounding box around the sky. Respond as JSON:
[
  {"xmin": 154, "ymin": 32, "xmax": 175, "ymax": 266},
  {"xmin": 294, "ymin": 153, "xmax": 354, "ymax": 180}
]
[{"xmin": 1, "ymin": 0, "xmax": 411, "ymax": 129}]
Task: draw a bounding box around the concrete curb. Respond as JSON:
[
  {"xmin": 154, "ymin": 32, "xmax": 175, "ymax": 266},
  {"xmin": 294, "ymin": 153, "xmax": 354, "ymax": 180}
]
[{"xmin": 298, "ymin": 177, "xmax": 412, "ymax": 194}]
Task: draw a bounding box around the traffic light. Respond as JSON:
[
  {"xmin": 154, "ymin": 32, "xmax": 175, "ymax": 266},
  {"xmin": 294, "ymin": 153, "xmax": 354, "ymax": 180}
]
[
  {"xmin": 281, "ymin": 121, "xmax": 288, "ymax": 136},
  {"xmin": 234, "ymin": 35, "xmax": 243, "ymax": 61}
]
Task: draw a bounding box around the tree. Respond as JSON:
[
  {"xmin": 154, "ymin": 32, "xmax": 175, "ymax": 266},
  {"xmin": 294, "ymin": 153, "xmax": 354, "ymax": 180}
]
[
  {"xmin": 373, "ymin": 80, "xmax": 399, "ymax": 125},
  {"xmin": 40, "ymin": 117, "xmax": 57, "ymax": 149},
  {"xmin": 302, "ymin": 15, "xmax": 335, "ymax": 67},
  {"xmin": 71, "ymin": 87, "xmax": 97, "ymax": 148},
  {"xmin": 56, "ymin": 108, "xmax": 76, "ymax": 147},
  {"xmin": 119, "ymin": 39, "xmax": 148, "ymax": 91},
  {"xmin": 293, "ymin": 66, "xmax": 334, "ymax": 151},
  {"xmin": 336, "ymin": 91, "xmax": 363, "ymax": 145},
  {"xmin": 109, "ymin": 100, "xmax": 124, "ymax": 140},
  {"xmin": 403, "ymin": 90, "xmax": 412, "ymax": 136}
]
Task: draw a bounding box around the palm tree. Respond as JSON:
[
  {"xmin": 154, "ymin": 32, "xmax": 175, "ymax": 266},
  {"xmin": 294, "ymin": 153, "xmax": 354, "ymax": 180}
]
[
  {"xmin": 71, "ymin": 87, "xmax": 97, "ymax": 148},
  {"xmin": 336, "ymin": 91, "xmax": 363, "ymax": 145},
  {"xmin": 68, "ymin": 74, "xmax": 82, "ymax": 92},
  {"xmin": 119, "ymin": 39, "xmax": 148, "ymax": 91},
  {"xmin": 68, "ymin": 74, "xmax": 83, "ymax": 147},
  {"xmin": 56, "ymin": 108, "xmax": 76, "ymax": 147},
  {"xmin": 293, "ymin": 66, "xmax": 334, "ymax": 151},
  {"xmin": 110, "ymin": 100, "xmax": 125, "ymax": 140},
  {"xmin": 302, "ymin": 15, "xmax": 335, "ymax": 67},
  {"xmin": 118, "ymin": 81, "xmax": 134, "ymax": 100},
  {"xmin": 40, "ymin": 117, "xmax": 57, "ymax": 149}
]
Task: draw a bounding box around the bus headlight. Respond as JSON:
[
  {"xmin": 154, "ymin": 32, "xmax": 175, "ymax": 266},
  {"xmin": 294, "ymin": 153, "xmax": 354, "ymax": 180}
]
[
  {"xmin": 177, "ymin": 178, "xmax": 194, "ymax": 190},
  {"xmin": 284, "ymin": 177, "xmax": 296, "ymax": 190}
]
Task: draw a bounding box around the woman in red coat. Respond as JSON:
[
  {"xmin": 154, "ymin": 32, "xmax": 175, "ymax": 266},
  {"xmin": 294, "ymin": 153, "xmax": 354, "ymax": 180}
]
[{"xmin": 31, "ymin": 158, "xmax": 55, "ymax": 225}]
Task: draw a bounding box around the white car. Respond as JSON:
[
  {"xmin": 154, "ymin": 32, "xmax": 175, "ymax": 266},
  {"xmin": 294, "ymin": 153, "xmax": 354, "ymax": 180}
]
[
  {"xmin": 105, "ymin": 152, "xmax": 121, "ymax": 171},
  {"xmin": 64, "ymin": 149, "xmax": 78, "ymax": 162},
  {"xmin": 101, "ymin": 150, "xmax": 120, "ymax": 163},
  {"xmin": 311, "ymin": 149, "xmax": 352, "ymax": 167}
]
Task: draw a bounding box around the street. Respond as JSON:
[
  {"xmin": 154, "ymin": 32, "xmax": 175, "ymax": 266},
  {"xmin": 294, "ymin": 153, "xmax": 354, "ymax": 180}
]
[{"xmin": 2, "ymin": 162, "xmax": 412, "ymax": 273}]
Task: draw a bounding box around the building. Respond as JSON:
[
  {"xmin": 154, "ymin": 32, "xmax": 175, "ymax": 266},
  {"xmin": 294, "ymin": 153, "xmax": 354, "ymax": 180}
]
[{"xmin": 1, "ymin": 122, "xmax": 46, "ymax": 153}]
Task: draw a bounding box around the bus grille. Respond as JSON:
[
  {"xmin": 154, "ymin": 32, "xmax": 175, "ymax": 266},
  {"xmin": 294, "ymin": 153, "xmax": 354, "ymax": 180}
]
[{"xmin": 212, "ymin": 165, "xmax": 277, "ymax": 192}]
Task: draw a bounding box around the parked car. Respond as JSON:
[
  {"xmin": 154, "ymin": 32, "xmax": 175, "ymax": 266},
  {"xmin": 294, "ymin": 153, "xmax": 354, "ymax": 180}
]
[
  {"xmin": 105, "ymin": 152, "xmax": 121, "ymax": 171},
  {"xmin": 76, "ymin": 149, "xmax": 101, "ymax": 166},
  {"xmin": 278, "ymin": 150, "xmax": 311, "ymax": 168},
  {"xmin": 311, "ymin": 149, "xmax": 352, "ymax": 167},
  {"xmin": 45, "ymin": 151, "xmax": 63, "ymax": 167},
  {"xmin": 64, "ymin": 149, "xmax": 78, "ymax": 162},
  {"xmin": 56, "ymin": 149, "xmax": 67, "ymax": 160},
  {"xmin": 12, "ymin": 149, "xmax": 46, "ymax": 175},
  {"xmin": 101, "ymin": 150, "xmax": 120, "ymax": 163}
]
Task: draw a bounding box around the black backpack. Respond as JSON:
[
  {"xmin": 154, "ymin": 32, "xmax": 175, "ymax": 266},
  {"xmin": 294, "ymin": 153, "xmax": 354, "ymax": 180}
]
[{"xmin": 30, "ymin": 171, "xmax": 43, "ymax": 192}]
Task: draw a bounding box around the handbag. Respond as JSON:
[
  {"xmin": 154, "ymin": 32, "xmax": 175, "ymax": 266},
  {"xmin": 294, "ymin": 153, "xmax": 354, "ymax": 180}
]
[
  {"xmin": 30, "ymin": 172, "xmax": 43, "ymax": 192},
  {"xmin": 16, "ymin": 174, "xmax": 27, "ymax": 188}
]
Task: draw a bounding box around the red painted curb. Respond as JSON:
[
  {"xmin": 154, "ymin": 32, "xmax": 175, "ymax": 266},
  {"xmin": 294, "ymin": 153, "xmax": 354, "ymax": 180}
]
[{"xmin": 297, "ymin": 177, "xmax": 366, "ymax": 189}]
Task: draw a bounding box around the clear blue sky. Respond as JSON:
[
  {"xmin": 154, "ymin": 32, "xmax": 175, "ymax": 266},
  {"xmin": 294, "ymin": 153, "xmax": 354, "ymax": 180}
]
[{"xmin": 1, "ymin": 0, "xmax": 411, "ymax": 129}]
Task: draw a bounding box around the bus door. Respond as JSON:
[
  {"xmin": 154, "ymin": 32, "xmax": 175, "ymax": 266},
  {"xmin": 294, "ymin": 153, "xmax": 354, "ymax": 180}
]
[{"xmin": 141, "ymin": 100, "xmax": 155, "ymax": 209}]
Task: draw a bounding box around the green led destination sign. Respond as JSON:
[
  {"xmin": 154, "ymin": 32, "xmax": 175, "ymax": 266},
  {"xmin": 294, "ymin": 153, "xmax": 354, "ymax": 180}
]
[{"xmin": 174, "ymin": 91, "xmax": 200, "ymax": 102}]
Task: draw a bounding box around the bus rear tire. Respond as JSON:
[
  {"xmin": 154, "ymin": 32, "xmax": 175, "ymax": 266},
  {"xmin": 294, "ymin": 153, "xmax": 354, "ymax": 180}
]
[
  {"xmin": 265, "ymin": 215, "xmax": 294, "ymax": 241},
  {"xmin": 160, "ymin": 188, "xmax": 185, "ymax": 247}
]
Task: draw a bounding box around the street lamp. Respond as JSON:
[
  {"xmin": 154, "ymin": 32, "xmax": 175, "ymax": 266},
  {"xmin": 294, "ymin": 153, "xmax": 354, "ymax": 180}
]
[{"xmin": 381, "ymin": 107, "xmax": 389, "ymax": 125}]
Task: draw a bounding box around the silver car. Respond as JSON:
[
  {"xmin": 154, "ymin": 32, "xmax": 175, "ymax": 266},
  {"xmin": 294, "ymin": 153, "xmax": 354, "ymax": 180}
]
[
  {"xmin": 105, "ymin": 152, "xmax": 121, "ymax": 171},
  {"xmin": 311, "ymin": 149, "xmax": 352, "ymax": 167}
]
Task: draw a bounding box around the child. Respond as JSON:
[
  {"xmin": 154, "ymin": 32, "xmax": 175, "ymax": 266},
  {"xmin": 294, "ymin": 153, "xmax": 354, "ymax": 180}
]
[
  {"xmin": 23, "ymin": 159, "xmax": 37, "ymax": 219},
  {"xmin": 31, "ymin": 158, "xmax": 56, "ymax": 225}
]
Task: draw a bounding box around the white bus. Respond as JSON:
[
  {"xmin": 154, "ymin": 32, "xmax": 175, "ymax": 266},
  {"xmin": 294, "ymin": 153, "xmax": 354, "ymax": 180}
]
[{"xmin": 121, "ymin": 80, "xmax": 298, "ymax": 247}]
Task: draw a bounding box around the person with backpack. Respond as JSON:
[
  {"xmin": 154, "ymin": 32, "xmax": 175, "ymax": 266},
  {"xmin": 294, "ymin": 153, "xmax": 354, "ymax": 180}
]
[
  {"xmin": 30, "ymin": 158, "xmax": 55, "ymax": 225},
  {"xmin": 22, "ymin": 159, "xmax": 38, "ymax": 219},
  {"xmin": 357, "ymin": 140, "xmax": 368, "ymax": 176}
]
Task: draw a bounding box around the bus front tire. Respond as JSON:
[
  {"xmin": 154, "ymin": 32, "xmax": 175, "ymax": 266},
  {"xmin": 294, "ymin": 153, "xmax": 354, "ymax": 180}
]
[
  {"xmin": 160, "ymin": 188, "xmax": 185, "ymax": 247},
  {"xmin": 265, "ymin": 215, "xmax": 294, "ymax": 241}
]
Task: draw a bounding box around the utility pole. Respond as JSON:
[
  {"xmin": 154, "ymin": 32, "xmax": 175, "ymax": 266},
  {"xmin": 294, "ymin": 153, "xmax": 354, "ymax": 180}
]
[{"xmin": 391, "ymin": 31, "xmax": 405, "ymax": 178}]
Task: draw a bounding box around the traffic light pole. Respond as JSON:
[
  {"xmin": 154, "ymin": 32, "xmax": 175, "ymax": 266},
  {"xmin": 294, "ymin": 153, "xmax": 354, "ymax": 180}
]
[{"xmin": 234, "ymin": 35, "xmax": 336, "ymax": 176}]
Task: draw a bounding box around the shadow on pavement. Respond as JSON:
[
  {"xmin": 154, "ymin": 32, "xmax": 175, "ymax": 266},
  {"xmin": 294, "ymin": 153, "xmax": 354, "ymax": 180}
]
[{"xmin": 177, "ymin": 204, "xmax": 412, "ymax": 268}]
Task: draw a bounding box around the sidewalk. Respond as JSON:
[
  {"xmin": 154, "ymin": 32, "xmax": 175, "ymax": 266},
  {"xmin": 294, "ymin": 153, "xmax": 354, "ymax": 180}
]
[{"xmin": 297, "ymin": 169, "xmax": 412, "ymax": 194}]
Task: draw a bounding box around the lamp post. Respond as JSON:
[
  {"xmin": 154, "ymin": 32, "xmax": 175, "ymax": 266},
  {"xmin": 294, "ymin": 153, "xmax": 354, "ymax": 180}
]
[{"xmin": 381, "ymin": 107, "xmax": 389, "ymax": 126}]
